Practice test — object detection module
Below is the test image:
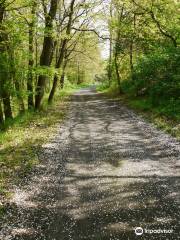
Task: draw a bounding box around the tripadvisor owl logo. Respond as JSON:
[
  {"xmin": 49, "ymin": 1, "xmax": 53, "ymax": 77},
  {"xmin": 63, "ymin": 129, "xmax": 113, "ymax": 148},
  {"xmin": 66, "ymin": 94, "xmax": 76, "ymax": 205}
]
[{"xmin": 135, "ymin": 227, "xmax": 143, "ymax": 236}]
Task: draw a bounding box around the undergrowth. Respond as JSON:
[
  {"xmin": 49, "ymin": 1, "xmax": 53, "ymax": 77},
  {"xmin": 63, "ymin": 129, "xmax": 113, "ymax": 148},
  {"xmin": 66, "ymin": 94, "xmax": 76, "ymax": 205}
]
[
  {"xmin": 0, "ymin": 85, "xmax": 78, "ymax": 210},
  {"xmin": 97, "ymin": 83, "xmax": 180, "ymax": 140}
]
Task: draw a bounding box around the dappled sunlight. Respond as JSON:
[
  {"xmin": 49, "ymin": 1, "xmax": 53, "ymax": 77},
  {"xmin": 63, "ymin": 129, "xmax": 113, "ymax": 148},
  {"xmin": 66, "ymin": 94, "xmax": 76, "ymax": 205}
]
[
  {"xmin": 11, "ymin": 189, "xmax": 38, "ymax": 209},
  {"xmin": 1, "ymin": 88, "xmax": 180, "ymax": 239},
  {"xmin": 11, "ymin": 228, "xmax": 36, "ymax": 236}
]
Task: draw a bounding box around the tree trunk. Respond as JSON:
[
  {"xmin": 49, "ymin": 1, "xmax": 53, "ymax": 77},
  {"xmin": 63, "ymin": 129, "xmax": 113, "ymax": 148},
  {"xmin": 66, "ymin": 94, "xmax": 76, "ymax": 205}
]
[
  {"xmin": 60, "ymin": 73, "xmax": 65, "ymax": 89},
  {"xmin": 77, "ymin": 62, "xmax": 81, "ymax": 84},
  {"xmin": 113, "ymin": 5, "xmax": 124, "ymax": 94},
  {"xmin": 108, "ymin": 1, "xmax": 113, "ymax": 85},
  {"xmin": 0, "ymin": 3, "xmax": 4, "ymax": 24},
  {"xmin": 27, "ymin": 49, "xmax": 34, "ymax": 109},
  {"xmin": 108, "ymin": 37, "xmax": 112, "ymax": 85},
  {"xmin": 60, "ymin": 59, "xmax": 68, "ymax": 89},
  {"xmin": 0, "ymin": 4, "xmax": 13, "ymax": 120},
  {"xmin": 27, "ymin": 1, "xmax": 36, "ymax": 109},
  {"xmin": 14, "ymin": 80, "xmax": 25, "ymax": 113},
  {"xmin": 48, "ymin": 74, "xmax": 58, "ymax": 103},
  {"xmin": 0, "ymin": 99, "xmax": 4, "ymax": 125},
  {"xmin": 0, "ymin": 4, "xmax": 5, "ymax": 122},
  {"xmin": 2, "ymin": 90, "xmax": 13, "ymax": 120},
  {"xmin": 150, "ymin": 11, "xmax": 177, "ymax": 48},
  {"xmin": 129, "ymin": 41, "xmax": 133, "ymax": 75},
  {"xmin": 35, "ymin": 0, "xmax": 58, "ymax": 109},
  {"xmin": 130, "ymin": 14, "xmax": 136, "ymax": 80},
  {"xmin": 114, "ymin": 53, "xmax": 121, "ymax": 94},
  {"xmin": 48, "ymin": 0, "xmax": 75, "ymax": 103},
  {"xmin": 48, "ymin": 40, "xmax": 67, "ymax": 103},
  {"xmin": 8, "ymin": 47, "xmax": 25, "ymax": 114},
  {"xmin": 35, "ymin": 75, "xmax": 46, "ymax": 109}
]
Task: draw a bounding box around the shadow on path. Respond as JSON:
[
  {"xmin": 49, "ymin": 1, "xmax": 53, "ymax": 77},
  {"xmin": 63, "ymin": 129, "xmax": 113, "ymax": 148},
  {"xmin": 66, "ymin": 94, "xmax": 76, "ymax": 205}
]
[{"xmin": 1, "ymin": 87, "xmax": 180, "ymax": 240}]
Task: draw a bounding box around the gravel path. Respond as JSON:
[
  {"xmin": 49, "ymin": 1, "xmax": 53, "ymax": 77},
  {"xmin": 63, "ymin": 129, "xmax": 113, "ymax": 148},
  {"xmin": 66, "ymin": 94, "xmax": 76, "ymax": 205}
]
[{"xmin": 0, "ymin": 87, "xmax": 180, "ymax": 240}]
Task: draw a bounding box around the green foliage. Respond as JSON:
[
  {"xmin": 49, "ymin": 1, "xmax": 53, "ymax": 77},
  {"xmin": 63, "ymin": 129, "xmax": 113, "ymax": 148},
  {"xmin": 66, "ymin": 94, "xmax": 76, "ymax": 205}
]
[
  {"xmin": 100, "ymin": 0, "xmax": 180, "ymax": 137},
  {"xmin": 121, "ymin": 47, "xmax": 180, "ymax": 120},
  {"xmin": 0, "ymin": 0, "xmax": 103, "ymax": 124},
  {"xmin": 105, "ymin": 0, "xmax": 179, "ymax": 121},
  {"xmin": 96, "ymin": 81, "xmax": 109, "ymax": 92},
  {"xmin": 0, "ymin": 86, "xmax": 77, "ymax": 202}
]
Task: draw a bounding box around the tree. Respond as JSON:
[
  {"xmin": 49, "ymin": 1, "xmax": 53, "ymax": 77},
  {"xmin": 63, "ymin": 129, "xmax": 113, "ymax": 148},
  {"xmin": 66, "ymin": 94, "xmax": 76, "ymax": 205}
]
[
  {"xmin": 0, "ymin": 0, "xmax": 13, "ymax": 120},
  {"xmin": 27, "ymin": 0, "xmax": 37, "ymax": 109},
  {"xmin": 35, "ymin": 0, "xmax": 58, "ymax": 109},
  {"xmin": 48, "ymin": 0, "xmax": 76, "ymax": 103}
]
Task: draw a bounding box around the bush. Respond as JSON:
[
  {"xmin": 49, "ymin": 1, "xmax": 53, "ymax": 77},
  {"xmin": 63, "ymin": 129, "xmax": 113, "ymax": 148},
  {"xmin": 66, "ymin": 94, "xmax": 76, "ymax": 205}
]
[{"xmin": 122, "ymin": 47, "xmax": 180, "ymax": 104}]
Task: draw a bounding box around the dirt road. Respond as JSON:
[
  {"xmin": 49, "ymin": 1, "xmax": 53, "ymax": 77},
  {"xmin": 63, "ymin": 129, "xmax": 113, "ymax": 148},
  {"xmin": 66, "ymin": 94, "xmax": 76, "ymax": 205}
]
[{"xmin": 1, "ymin": 87, "xmax": 180, "ymax": 240}]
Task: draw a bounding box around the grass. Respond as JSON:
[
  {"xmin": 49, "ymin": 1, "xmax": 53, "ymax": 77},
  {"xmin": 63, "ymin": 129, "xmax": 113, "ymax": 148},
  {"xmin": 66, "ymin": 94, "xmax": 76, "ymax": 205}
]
[
  {"xmin": 127, "ymin": 98, "xmax": 180, "ymax": 139},
  {"xmin": 0, "ymin": 86, "xmax": 77, "ymax": 212},
  {"xmin": 97, "ymin": 83, "xmax": 180, "ymax": 140}
]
